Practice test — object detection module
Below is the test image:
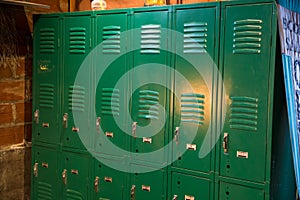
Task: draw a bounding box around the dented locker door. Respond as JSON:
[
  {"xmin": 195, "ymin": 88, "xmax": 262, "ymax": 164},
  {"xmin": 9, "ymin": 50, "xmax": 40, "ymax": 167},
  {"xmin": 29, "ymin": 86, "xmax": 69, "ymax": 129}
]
[
  {"xmin": 93, "ymin": 157, "xmax": 127, "ymax": 200},
  {"xmin": 61, "ymin": 151, "xmax": 90, "ymax": 200},
  {"xmin": 131, "ymin": 9, "xmax": 170, "ymax": 165},
  {"xmin": 31, "ymin": 146, "xmax": 58, "ymax": 200},
  {"xmin": 33, "ymin": 16, "xmax": 60, "ymax": 144},
  {"xmin": 61, "ymin": 15, "xmax": 92, "ymax": 150},
  {"xmin": 219, "ymin": 182, "xmax": 265, "ymax": 200},
  {"xmin": 171, "ymin": 172, "xmax": 211, "ymax": 200},
  {"xmin": 172, "ymin": 6, "xmax": 217, "ymax": 173},
  {"xmin": 94, "ymin": 12, "xmax": 131, "ymax": 155},
  {"xmin": 220, "ymin": 3, "xmax": 274, "ymax": 183},
  {"xmin": 129, "ymin": 165, "xmax": 166, "ymax": 200}
]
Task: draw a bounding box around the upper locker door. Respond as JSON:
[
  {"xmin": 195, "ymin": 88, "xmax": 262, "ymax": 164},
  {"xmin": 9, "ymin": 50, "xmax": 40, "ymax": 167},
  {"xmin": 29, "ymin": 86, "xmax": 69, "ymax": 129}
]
[
  {"xmin": 220, "ymin": 3, "xmax": 274, "ymax": 183},
  {"xmin": 172, "ymin": 6, "xmax": 217, "ymax": 173},
  {"xmin": 62, "ymin": 14, "xmax": 92, "ymax": 150},
  {"xmin": 33, "ymin": 16, "xmax": 60, "ymax": 144},
  {"xmin": 131, "ymin": 9, "xmax": 170, "ymax": 165},
  {"xmin": 95, "ymin": 12, "xmax": 130, "ymax": 155}
]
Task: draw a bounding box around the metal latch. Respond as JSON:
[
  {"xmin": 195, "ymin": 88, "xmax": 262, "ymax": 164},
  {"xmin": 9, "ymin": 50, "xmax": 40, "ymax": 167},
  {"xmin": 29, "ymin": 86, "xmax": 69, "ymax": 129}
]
[
  {"xmin": 62, "ymin": 169, "xmax": 67, "ymax": 185},
  {"xmin": 105, "ymin": 132, "xmax": 114, "ymax": 138},
  {"xmin": 174, "ymin": 127, "xmax": 180, "ymax": 144},
  {"xmin": 130, "ymin": 185, "xmax": 136, "ymax": 200},
  {"xmin": 42, "ymin": 162, "xmax": 48, "ymax": 168},
  {"xmin": 186, "ymin": 144, "xmax": 197, "ymax": 151},
  {"xmin": 142, "ymin": 137, "xmax": 152, "ymax": 144},
  {"xmin": 185, "ymin": 195, "xmax": 195, "ymax": 200},
  {"xmin": 34, "ymin": 110, "xmax": 39, "ymax": 124},
  {"xmin": 42, "ymin": 122, "xmax": 49, "ymax": 128},
  {"xmin": 173, "ymin": 195, "xmax": 178, "ymax": 200},
  {"xmin": 142, "ymin": 185, "xmax": 151, "ymax": 192},
  {"xmin": 104, "ymin": 177, "xmax": 112, "ymax": 182},
  {"xmin": 33, "ymin": 163, "xmax": 38, "ymax": 177},
  {"xmin": 72, "ymin": 127, "xmax": 79, "ymax": 132},
  {"xmin": 94, "ymin": 176, "xmax": 99, "ymax": 193},
  {"xmin": 96, "ymin": 117, "xmax": 101, "ymax": 132},
  {"xmin": 63, "ymin": 113, "xmax": 68, "ymax": 128},
  {"xmin": 223, "ymin": 133, "xmax": 229, "ymax": 154},
  {"xmin": 132, "ymin": 122, "xmax": 137, "ymax": 138}
]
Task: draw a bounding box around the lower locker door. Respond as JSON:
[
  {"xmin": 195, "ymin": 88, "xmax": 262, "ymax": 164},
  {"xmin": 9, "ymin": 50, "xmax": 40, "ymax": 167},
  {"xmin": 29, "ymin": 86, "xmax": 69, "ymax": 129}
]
[
  {"xmin": 171, "ymin": 172, "xmax": 211, "ymax": 200},
  {"xmin": 219, "ymin": 182, "xmax": 265, "ymax": 200}
]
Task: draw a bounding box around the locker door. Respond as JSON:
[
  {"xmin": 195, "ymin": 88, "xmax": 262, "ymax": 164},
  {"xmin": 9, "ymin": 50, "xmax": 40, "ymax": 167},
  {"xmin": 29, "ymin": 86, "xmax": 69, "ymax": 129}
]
[
  {"xmin": 62, "ymin": 15, "xmax": 92, "ymax": 150},
  {"xmin": 129, "ymin": 165, "xmax": 166, "ymax": 200},
  {"xmin": 61, "ymin": 152, "xmax": 90, "ymax": 200},
  {"xmin": 171, "ymin": 173, "xmax": 211, "ymax": 200},
  {"xmin": 172, "ymin": 7, "xmax": 217, "ymax": 173},
  {"xmin": 219, "ymin": 182, "xmax": 265, "ymax": 200},
  {"xmin": 33, "ymin": 16, "xmax": 60, "ymax": 144},
  {"xmin": 93, "ymin": 157, "xmax": 127, "ymax": 200},
  {"xmin": 95, "ymin": 13, "xmax": 131, "ymax": 155},
  {"xmin": 31, "ymin": 146, "xmax": 58, "ymax": 200},
  {"xmin": 131, "ymin": 10, "xmax": 170, "ymax": 165},
  {"xmin": 220, "ymin": 3, "xmax": 274, "ymax": 182}
]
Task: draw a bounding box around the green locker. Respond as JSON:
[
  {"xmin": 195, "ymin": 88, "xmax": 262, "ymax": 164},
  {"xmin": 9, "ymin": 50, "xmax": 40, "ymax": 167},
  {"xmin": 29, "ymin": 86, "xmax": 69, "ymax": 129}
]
[
  {"xmin": 93, "ymin": 156, "xmax": 128, "ymax": 200},
  {"xmin": 61, "ymin": 151, "xmax": 91, "ymax": 200},
  {"xmin": 219, "ymin": 2, "xmax": 275, "ymax": 183},
  {"xmin": 219, "ymin": 182, "xmax": 264, "ymax": 200},
  {"xmin": 129, "ymin": 164, "xmax": 167, "ymax": 200},
  {"xmin": 31, "ymin": 146, "xmax": 58, "ymax": 200},
  {"xmin": 171, "ymin": 172, "xmax": 211, "ymax": 200},
  {"xmin": 130, "ymin": 8, "xmax": 171, "ymax": 165},
  {"xmin": 33, "ymin": 15, "xmax": 61, "ymax": 144},
  {"xmin": 94, "ymin": 11, "xmax": 131, "ymax": 155},
  {"xmin": 61, "ymin": 13, "xmax": 92, "ymax": 150},
  {"xmin": 172, "ymin": 4, "xmax": 218, "ymax": 173}
]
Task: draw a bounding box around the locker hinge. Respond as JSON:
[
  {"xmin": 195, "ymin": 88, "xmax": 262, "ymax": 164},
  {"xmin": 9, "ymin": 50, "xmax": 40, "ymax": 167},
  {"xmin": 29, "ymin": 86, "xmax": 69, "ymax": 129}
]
[
  {"xmin": 33, "ymin": 162, "xmax": 38, "ymax": 177},
  {"xmin": 130, "ymin": 185, "xmax": 136, "ymax": 200},
  {"xmin": 62, "ymin": 169, "xmax": 67, "ymax": 185},
  {"xmin": 94, "ymin": 176, "xmax": 99, "ymax": 193},
  {"xmin": 223, "ymin": 133, "xmax": 229, "ymax": 154},
  {"xmin": 63, "ymin": 113, "xmax": 68, "ymax": 128},
  {"xmin": 132, "ymin": 122, "xmax": 137, "ymax": 138},
  {"xmin": 173, "ymin": 195, "xmax": 178, "ymax": 200},
  {"xmin": 174, "ymin": 127, "xmax": 180, "ymax": 144},
  {"xmin": 34, "ymin": 110, "xmax": 39, "ymax": 124},
  {"xmin": 96, "ymin": 117, "xmax": 101, "ymax": 132}
]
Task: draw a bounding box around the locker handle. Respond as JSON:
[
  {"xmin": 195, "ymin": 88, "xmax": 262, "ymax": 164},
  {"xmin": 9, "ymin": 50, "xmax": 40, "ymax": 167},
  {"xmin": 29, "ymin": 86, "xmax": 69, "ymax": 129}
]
[
  {"xmin": 142, "ymin": 185, "xmax": 151, "ymax": 192},
  {"xmin": 33, "ymin": 163, "xmax": 38, "ymax": 177},
  {"xmin": 174, "ymin": 127, "xmax": 179, "ymax": 145},
  {"xmin": 42, "ymin": 162, "xmax": 48, "ymax": 168},
  {"xmin": 96, "ymin": 117, "xmax": 101, "ymax": 132},
  {"xmin": 62, "ymin": 169, "xmax": 67, "ymax": 185},
  {"xmin": 223, "ymin": 133, "xmax": 229, "ymax": 154},
  {"xmin": 42, "ymin": 123, "xmax": 49, "ymax": 128},
  {"xmin": 173, "ymin": 195, "xmax": 178, "ymax": 200},
  {"xmin": 34, "ymin": 110, "xmax": 39, "ymax": 124},
  {"xmin": 104, "ymin": 177, "xmax": 112, "ymax": 183},
  {"xmin": 132, "ymin": 122, "xmax": 137, "ymax": 138},
  {"xmin": 94, "ymin": 176, "xmax": 99, "ymax": 193},
  {"xmin": 185, "ymin": 195, "xmax": 195, "ymax": 200},
  {"xmin": 72, "ymin": 127, "xmax": 79, "ymax": 133},
  {"xmin": 63, "ymin": 113, "xmax": 68, "ymax": 129},
  {"xmin": 130, "ymin": 185, "xmax": 136, "ymax": 199}
]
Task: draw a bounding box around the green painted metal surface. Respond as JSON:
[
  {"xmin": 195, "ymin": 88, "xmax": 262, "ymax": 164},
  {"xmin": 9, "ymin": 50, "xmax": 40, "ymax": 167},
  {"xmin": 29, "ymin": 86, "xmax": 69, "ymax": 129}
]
[
  {"xmin": 220, "ymin": 2, "xmax": 275, "ymax": 183},
  {"xmin": 33, "ymin": 15, "xmax": 61, "ymax": 144}
]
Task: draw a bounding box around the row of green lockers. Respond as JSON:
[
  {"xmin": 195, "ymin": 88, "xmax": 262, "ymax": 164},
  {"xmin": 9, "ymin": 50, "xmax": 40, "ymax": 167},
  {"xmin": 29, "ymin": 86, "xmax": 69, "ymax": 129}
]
[{"xmin": 31, "ymin": 0, "xmax": 297, "ymax": 199}]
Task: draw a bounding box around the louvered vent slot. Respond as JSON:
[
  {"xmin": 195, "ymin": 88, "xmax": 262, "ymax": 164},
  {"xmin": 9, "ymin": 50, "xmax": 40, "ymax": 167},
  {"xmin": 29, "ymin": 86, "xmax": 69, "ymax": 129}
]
[
  {"xmin": 39, "ymin": 83, "xmax": 54, "ymax": 109},
  {"xmin": 138, "ymin": 90, "xmax": 159, "ymax": 119},
  {"xmin": 181, "ymin": 93, "xmax": 205, "ymax": 125},
  {"xmin": 69, "ymin": 85, "xmax": 85, "ymax": 112},
  {"xmin": 40, "ymin": 28, "xmax": 55, "ymax": 53},
  {"xmin": 233, "ymin": 19, "xmax": 263, "ymax": 54},
  {"xmin": 184, "ymin": 22, "xmax": 208, "ymax": 54},
  {"xmin": 101, "ymin": 88, "xmax": 120, "ymax": 116},
  {"xmin": 102, "ymin": 26, "xmax": 121, "ymax": 54},
  {"xmin": 140, "ymin": 24, "xmax": 161, "ymax": 54},
  {"xmin": 66, "ymin": 189, "xmax": 83, "ymax": 200},
  {"xmin": 37, "ymin": 182, "xmax": 53, "ymax": 200},
  {"xmin": 229, "ymin": 96, "xmax": 258, "ymax": 131},
  {"xmin": 69, "ymin": 27, "xmax": 86, "ymax": 54}
]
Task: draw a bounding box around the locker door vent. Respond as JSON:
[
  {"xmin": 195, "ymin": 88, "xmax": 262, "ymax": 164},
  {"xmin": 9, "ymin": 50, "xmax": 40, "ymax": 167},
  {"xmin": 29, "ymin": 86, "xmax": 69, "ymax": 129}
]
[
  {"xmin": 66, "ymin": 189, "xmax": 83, "ymax": 200},
  {"xmin": 39, "ymin": 28, "xmax": 55, "ymax": 53},
  {"xmin": 102, "ymin": 26, "xmax": 121, "ymax": 54},
  {"xmin": 69, "ymin": 85, "xmax": 85, "ymax": 112},
  {"xmin": 180, "ymin": 93, "xmax": 205, "ymax": 125},
  {"xmin": 101, "ymin": 88, "xmax": 120, "ymax": 116},
  {"xmin": 69, "ymin": 27, "xmax": 86, "ymax": 54},
  {"xmin": 140, "ymin": 24, "xmax": 161, "ymax": 54},
  {"xmin": 183, "ymin": 22, "xmax": 208, "ymax": 54},
  {"xmin": 138, "ymin": 90, "xmax": 159, "ymax": 119},
  {"xmin": 39, "ymin": 83, "xmax": 54, "ymax": 109},
  {"xmin": 229, "ymin": 96, "xmax": 258, "ymax": 131},
  {"xmin": 233, "ymin": 19, "xmax": 262, "ymax": 54},
  {"xmin": 37, "ymin": 182, "xmax": 53, "ymax": 199}
]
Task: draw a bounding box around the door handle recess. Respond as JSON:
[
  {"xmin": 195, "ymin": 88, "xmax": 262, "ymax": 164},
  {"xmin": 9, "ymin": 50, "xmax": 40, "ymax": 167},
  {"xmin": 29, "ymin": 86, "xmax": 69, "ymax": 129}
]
[
  {"xmin": 223, "ymin": 133, "xmax": 229, "ymax": 154},
  {"xmin": 94, "ymin": 176, "xmax": 99, "ymax": 193}
]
